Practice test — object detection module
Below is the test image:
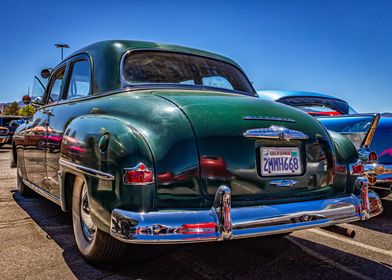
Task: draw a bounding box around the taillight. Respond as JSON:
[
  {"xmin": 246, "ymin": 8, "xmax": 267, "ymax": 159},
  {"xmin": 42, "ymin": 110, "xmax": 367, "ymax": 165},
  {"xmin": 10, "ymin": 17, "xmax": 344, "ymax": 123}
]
[
  {"xmin": 352, "ymin": 164, "xmax": 364, "ymax": 175},
  {"xmin": 123, "ymin": 163, "xmax": 154, "ymax": 185},
  {"xmin": 368, "ymin": 151, "xmax": 378, "ymax": 162},
  {"xmin": 176, "ymin": 222, "xmax": 216, "ymax": 234}
]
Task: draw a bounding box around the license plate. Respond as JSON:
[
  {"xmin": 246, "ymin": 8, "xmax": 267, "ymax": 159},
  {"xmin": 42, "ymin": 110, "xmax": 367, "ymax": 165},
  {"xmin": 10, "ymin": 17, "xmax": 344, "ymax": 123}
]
[{"xmin": 260, "ymin": 147, "xmax": 302, "ymax": 176}]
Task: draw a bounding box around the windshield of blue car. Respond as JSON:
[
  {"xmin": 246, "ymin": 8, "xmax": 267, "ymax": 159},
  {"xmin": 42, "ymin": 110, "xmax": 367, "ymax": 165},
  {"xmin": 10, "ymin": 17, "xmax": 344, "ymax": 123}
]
[
  {"xmin": 278, "ymin": 96, "xmax": 356, "ymax": 115},
  {"xmin": 123, "ymin": 51, "xmax": 255, "ymax": 94}
]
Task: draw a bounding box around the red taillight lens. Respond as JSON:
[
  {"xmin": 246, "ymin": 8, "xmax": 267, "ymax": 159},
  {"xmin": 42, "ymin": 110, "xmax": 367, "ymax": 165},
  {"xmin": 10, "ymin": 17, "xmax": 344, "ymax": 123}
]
[
  {"xmin": 124, "ymin": 163, "xmax": 154, "ymax": 185},
  {"xmin": 352, "ymin": 164, "xmax": 364, "ymax": 175},
  {"xmin": 176, "ymin": 222, "xmax": 216, "ymax": 234},
  {"xmin": 368, "ymin": 151, "xmax": 378, "ymax": 162}
]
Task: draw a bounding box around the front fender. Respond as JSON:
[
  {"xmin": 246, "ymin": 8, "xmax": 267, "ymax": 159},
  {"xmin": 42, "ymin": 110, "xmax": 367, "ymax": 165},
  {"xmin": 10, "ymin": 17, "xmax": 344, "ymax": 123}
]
[{"xmin": 59, "ymin": 114, "xmax": 155, "ymax": 231}]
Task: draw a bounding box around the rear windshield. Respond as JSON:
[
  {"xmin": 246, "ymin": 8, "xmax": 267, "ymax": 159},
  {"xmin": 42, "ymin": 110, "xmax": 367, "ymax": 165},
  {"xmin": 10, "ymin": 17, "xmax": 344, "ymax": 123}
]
[
  {"xmin": 278, "ymin": 96, "xmax": 356, "ymax": 115},
  {"xmin": 123, "ymin": 51, "xmax": 254, "ymax": 94}
]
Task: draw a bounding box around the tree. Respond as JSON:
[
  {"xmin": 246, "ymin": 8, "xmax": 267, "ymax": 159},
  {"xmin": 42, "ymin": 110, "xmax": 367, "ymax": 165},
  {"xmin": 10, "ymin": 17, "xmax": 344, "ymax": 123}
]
[
  {"xmin": 18, "ymin": 105, "xmax": 35, "ymax": 117},
  {"xmin": 3, "ymin": 102, "xmax": 19, "ymax": 115}
]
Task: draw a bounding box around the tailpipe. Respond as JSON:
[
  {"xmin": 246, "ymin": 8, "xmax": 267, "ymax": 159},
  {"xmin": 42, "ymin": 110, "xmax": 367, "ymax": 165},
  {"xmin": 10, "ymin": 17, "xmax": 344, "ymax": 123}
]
[{"xmin": 323, "ymin": 225, "xmax": 355, "ymax": 238}]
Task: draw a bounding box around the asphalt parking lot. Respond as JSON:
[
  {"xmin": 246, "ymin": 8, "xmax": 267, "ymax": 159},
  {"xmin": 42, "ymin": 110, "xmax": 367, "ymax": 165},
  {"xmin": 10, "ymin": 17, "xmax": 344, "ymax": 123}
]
[{"xmin": 0, "ymin": 146, "xmax": 391, "ymax": 280}]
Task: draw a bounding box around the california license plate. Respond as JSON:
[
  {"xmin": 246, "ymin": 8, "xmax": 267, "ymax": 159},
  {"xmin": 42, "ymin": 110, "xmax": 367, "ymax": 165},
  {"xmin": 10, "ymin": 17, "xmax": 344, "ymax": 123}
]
[{"xmin": 260, "ymin": 147, "xmax": 302, "ymax": 176}]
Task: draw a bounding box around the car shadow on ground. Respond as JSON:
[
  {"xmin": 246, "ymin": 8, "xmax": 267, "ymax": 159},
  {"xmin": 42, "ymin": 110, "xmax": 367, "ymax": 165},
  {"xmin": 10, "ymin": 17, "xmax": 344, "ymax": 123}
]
[{"xmin": 12, "ymin": 189, "xmax": 392, "ymax": 280}]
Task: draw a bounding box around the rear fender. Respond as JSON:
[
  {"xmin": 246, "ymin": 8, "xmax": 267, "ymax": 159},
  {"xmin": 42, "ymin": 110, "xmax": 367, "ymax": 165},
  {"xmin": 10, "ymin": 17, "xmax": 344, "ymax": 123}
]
[{"xmin": 59, "ymin": 114, "xmax": 155, "ymax": 232}]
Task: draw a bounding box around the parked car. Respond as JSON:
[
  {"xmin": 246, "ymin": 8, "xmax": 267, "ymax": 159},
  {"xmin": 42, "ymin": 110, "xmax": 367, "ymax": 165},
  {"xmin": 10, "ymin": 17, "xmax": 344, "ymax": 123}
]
[
  {"xmin": 14, "ymin": 41, "xmax": 384, "ymax": 264},
  {"xmin": 0, "ymin": 126, "xmax": 9, "ymax": 146},
  {"xmin": 258, "ymin": 90, "xmax": 392, "ymax": 194},
  {"xmin": 0, "ymin": 116, "xmax": 27, "ymax": 146}
]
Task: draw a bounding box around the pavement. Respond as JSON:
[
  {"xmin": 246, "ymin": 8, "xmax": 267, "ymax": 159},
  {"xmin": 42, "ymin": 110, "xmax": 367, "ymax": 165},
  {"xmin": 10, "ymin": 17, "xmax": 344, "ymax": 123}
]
[{"xmin": 0, "ymin": 145, "xmax": 391, "ymax": 280}]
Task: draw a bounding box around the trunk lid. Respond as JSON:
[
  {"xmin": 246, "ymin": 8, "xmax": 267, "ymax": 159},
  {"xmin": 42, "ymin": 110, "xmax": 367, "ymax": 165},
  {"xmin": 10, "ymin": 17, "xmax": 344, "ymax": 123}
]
[{"xmin": 154, "ymin": 90, "xmax": 340, "ymax": 205}]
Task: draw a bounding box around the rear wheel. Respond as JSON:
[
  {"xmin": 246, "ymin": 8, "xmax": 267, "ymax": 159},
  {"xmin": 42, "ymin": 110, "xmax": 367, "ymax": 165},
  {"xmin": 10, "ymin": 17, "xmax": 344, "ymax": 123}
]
[{"xmin": 72, "ymin": 176, "xmax": 126, "ymax": 264}]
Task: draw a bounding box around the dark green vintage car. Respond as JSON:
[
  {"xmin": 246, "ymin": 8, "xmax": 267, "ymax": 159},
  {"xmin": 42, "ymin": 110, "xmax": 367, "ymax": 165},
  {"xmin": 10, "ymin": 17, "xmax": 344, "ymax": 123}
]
[{"xmin": 13, "ymin": 40, "xmax": 384, "ymax": 264}]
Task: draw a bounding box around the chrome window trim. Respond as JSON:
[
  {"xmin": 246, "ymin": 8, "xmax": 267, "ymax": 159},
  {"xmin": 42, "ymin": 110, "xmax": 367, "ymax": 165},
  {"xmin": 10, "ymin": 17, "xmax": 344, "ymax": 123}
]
[{"xmin": 59, "ymin": 158, "xmax": 115, "ymax": 181}]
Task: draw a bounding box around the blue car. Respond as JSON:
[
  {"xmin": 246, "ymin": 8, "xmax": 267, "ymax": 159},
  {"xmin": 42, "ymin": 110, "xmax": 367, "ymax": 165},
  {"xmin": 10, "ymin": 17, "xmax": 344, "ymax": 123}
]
[
  {"xmin": 258, "ymin": 90, "xmax": 392, "ymax": 195},
  {"xmin": 0, "ymin": 116, "xmax": 27, "ymax": 147}
]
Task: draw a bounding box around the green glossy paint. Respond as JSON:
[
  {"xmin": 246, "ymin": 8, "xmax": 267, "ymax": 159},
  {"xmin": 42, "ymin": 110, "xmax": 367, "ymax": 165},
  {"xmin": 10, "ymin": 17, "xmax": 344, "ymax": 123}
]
[{"xmin": 14, "ymin": 40, "xmax": 359, "ymax": 233}]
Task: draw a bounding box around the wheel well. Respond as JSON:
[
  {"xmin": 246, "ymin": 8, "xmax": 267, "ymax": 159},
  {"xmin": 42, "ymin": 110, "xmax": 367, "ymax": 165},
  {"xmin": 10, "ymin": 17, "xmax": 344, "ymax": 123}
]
[{"xmin": 63, "ymin": 173, "xmax": 76, "ymax": 211}]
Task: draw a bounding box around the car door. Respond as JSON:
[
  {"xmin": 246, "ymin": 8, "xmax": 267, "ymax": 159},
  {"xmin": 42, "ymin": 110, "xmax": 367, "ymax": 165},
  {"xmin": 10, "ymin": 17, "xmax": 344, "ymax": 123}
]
[
  {"xmin": 46, "ymin": 55, "xmax": 92, "ymax": 196},
  {"xmin": 23, "ymin": 67, "xmax": 65, "ymax": 190}
]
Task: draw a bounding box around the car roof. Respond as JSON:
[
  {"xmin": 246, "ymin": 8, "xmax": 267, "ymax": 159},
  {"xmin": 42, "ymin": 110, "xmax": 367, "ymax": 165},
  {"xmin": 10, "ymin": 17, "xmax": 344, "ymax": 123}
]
[
  {"xmin": 257, "ymin": 90, "xmax": 345, "ymax": 102},
  {"xmin": 69, "ymin": 40, "xmax": 241, "ymax": 68}
]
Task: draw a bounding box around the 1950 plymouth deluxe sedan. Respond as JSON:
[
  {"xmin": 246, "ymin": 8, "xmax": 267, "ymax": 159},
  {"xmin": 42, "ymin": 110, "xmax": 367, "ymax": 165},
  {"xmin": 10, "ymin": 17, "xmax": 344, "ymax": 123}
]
[{"xmin": 13, "ymin": 40, "xmax": 384, "ymax": 264}]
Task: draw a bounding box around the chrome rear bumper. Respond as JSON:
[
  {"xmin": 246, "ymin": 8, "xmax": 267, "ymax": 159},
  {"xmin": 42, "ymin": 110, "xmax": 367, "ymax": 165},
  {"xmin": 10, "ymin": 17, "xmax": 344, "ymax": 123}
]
[{"xmin": 110, "ymin": 180, "xmax": 383, "ymax": 244}]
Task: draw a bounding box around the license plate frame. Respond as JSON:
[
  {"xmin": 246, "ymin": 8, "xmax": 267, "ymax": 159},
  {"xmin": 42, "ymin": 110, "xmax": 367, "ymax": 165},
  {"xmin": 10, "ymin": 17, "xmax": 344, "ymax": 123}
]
[{"xmin": 260, "ymin": 147, "xmax": 302, "ymax": 177}]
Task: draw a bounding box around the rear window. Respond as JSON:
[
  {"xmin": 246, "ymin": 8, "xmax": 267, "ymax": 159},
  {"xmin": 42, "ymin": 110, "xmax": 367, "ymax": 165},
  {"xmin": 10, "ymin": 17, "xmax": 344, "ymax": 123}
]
[
  {"xmin": 279, "ymin": 96, "xmax": 355, "ymax": 115},
  {"xmin": 123, "ymin": 51, "xmax": 254, "ymax": 94}
]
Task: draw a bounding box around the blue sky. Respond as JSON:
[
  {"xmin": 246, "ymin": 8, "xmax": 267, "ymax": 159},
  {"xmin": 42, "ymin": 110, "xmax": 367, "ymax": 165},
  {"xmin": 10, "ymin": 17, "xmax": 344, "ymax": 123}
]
[{"xmin": 0, "ymin": 0, "xmax": 391, "ymax": 112}]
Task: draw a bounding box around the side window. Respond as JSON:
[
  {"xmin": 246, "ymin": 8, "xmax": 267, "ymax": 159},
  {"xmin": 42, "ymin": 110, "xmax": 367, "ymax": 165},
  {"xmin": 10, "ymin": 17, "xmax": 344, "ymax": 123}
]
[
  {"xmin": 47, "ymin": 68, "xmax": 65, "ymax": 103},
  {"xmin": 65, "ymin": 59, "xmax": 91, "ymax": 100}
]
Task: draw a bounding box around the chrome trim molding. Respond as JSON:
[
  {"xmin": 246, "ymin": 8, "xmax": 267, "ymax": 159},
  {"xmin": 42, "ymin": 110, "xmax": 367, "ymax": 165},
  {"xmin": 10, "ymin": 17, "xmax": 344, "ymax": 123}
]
[
  {"xmin": 110, "ymin": 181, "xmax": 382, "ymax": 244},
  {"xmin": 243, "ymin": 116, "xmax": 296, "ymax": 123},
  {"xmin": 243, "ymin": 126, "xmax": 309, "ymax": 141},
  {"xmin": 59, "ymin": 158, "xmax": 115, "ymax": 181},
  {"xmin": 270, "ymin": 179, "xmax": 298, "ymax": 187},
  {"xmin": 22, "ymin": 179, "xmax": 61, "ymax": 206}
]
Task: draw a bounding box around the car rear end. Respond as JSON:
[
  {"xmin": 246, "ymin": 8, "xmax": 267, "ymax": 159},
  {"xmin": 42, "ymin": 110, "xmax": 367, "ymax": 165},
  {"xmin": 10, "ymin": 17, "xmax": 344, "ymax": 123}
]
[
  {"xmin": 319, "ymin": 113, "xmax": 392, "ymax": 193},
  {"xmin": 110, "ymin": 93, "xmax": 384, "ymax": 244}
]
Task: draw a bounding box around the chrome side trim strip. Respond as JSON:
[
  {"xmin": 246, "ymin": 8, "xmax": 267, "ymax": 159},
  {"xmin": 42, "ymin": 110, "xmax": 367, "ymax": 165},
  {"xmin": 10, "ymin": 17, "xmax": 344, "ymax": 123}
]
[
  {"xmin": 59, "ymin": 158, "xmax": 115, "ymax": 181},
  {"xmin": 22, "ymin": 179, "xmax": 61, "ymax": 206},
  {"xmin": 243, "ymin": 126, "xmax": 309, "ymax": 141}
]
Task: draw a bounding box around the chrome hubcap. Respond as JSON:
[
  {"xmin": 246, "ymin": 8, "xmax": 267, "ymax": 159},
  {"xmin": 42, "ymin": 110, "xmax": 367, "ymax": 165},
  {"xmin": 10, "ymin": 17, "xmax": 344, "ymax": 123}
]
[{"xmin": 80, "ymin": 183, "xmax": 97, "ymax": 242}]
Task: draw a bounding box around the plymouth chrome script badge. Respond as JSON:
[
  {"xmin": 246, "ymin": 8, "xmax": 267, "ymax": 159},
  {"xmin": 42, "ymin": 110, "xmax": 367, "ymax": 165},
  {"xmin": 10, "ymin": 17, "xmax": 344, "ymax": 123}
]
[{"xmin": 243, "ymin": 125, "xmax": 309, "ymax": 141}]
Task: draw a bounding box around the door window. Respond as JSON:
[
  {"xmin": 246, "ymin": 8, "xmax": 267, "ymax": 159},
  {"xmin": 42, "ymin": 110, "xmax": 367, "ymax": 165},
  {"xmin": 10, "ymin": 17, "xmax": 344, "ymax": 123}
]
[
  {"xmin": 65, "ymin": 60, "xmax": 91, "ymax": 100},
  {"xmin": 47, "ymin": 68, "xmax": 65, "ymax": 103}
]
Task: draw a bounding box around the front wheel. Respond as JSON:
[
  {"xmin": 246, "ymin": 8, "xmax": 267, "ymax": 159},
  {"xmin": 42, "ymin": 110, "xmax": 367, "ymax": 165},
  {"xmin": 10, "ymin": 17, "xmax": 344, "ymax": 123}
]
[{"xmin": 72, "ymin": 176, "xmax": 126, "ymax": 264}]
